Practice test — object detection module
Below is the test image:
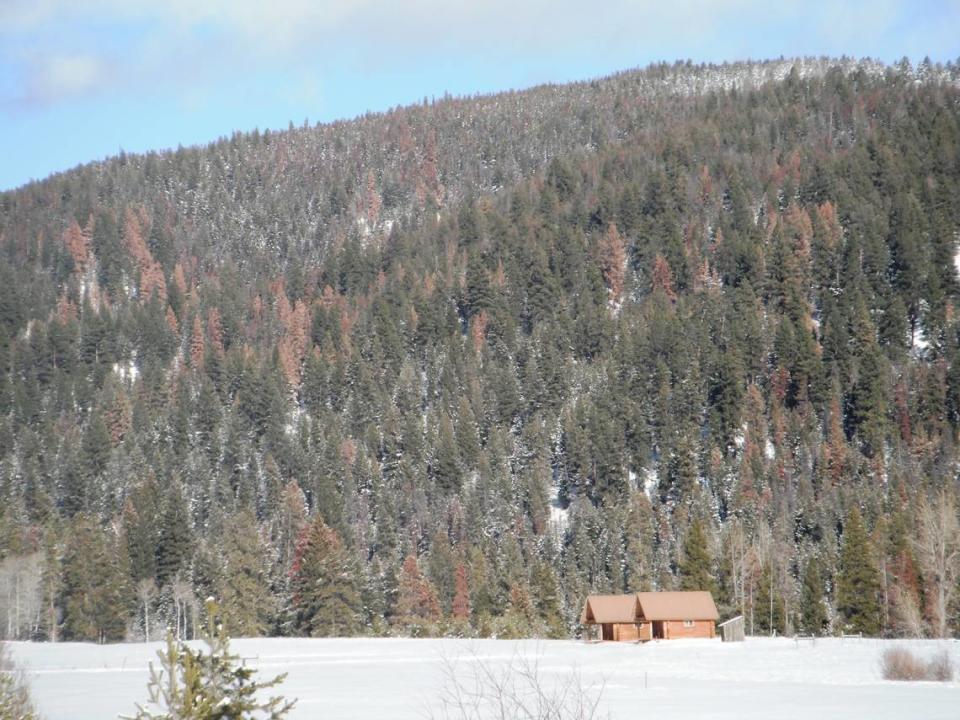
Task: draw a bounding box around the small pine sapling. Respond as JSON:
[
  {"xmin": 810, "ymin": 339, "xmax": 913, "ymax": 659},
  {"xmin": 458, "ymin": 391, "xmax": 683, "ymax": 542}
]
[{"xmin": 125, "ymin": 600, "xmax": 295, "ymax": 720}]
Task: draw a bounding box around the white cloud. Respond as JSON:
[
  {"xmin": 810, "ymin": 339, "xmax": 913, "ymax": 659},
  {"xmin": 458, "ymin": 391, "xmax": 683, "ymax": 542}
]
[
  {"xmin": 26, "ymin": 53, "xmax": 108, "ymax": 103},
  {"xmin": 1, "ymin": 0, "xmax": 955, "ymax": 109}
]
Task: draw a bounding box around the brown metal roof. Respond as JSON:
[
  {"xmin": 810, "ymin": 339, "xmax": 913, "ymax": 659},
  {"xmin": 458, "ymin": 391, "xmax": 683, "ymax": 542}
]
[
  {"xmin": 636, "ymin": 591, "xmax": 719, "ymax": 621},
  {"xmin": 580, "ymin": 594, "xmax": 640, "ymax": 624}
]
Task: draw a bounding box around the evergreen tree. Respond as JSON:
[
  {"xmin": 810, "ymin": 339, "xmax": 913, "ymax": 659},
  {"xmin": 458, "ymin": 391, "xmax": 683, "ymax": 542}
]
[
  {"xmin": 451, "ymin": 562, "xmax": 472, "ymax": 632},
  {"xmin": 289, "ymin": 515, "xmax": 361, "ymax": 637},
  {"xmin": 799, "ymin": 556, "xmax": 828, "ymax": 635},
  {"xmin": 530, "ymin": 557, "xmax": 566, "ymax": 638},
  {"xmin": 395, "ymin": 554, "xmax": 441, "ymax": 635},
  {"xmin": 125, "ymin": 600, "xmax": 294, "ymax": 719},
  {"xmin": 679, "ymin": 519, "xmax": 715, "ymax": 594},
  {"xmin": 218, "ymin": 511, "xmax": 274, "ymax": 636},
  {"xmin": 60, "ymin": 514, "xmax": 130, "ymax": 643},
  {"xmin": 836, "ymin": 508, "xmax": 882, "ymax": 636},
  {"xmin": 156, "ymin": 483, "xmax": 193, "ymax": 588}
]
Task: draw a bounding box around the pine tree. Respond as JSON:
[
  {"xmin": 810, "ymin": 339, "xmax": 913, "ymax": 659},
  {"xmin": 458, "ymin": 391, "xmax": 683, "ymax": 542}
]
[
  {"xmin": 530, "ymin": 557, "xmax": 566, "ymax": 638},
  {"xmin": 451, "ymin": 562, "xmax": 472, "ymax": 630},
  {"xmin": 799, "ymin": 557, "xmax": 828, "ymax": 635},
  {"xmin": 395, "ymin": 554, "xmax": 441, "ymax": 636},
  {"xmin": 218, "ymin": 511, "xmax": 274, "ymax": 637},
  {"xmin": 156, "ymin": 483, "xmax": 193, "ymax": 589},
  {"xmin": 125, "ymin": 600, "xmax": 294, "ymax": 719},
  {"xmin": 679, "ymin": 519, "xmax": 715, "ymax": 593},
  {"xmin": 849, "ymin": 341, "xmax": 889, "ymax": 458},
  {"xmin": 60, "ymin": 514, "xmax": 130, "ymax": 643},
  {"xmin": 289, "ymin": 515, "xmax": 361, "ymax": 637},
  {"xmin": 836, "ymin": 507, "xmax": 882, "ymax": 636},
  {"xmin": 598, "ymin": 223, "xmax": 627, "ymax": 304}
]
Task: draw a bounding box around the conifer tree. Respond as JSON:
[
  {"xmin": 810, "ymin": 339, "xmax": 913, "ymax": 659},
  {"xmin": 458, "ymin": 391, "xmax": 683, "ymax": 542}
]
[
  {"xmin": 60, "ymin": 514, "xmax": 130, "ymax": 642},
  {"xmin": 799, "ymin": 556, "xmax": 828, "ymax": 635},
  {"xmin": 836, "ymin": 507, "xmax": 882, "ymax": 636},
  {"xmin": 531, "ymin": 557, "xmax": 566, "ymax": 638},
  {"xmin": 679, "ymin": 519, "xmax": 715, "ymax": 593},
  {"xmin": 395, "ymin": 554, "xmax": 441, "ymax": 635},
  {"xmin": 289, "ymin": 515, "xmax": 361, "ymax": 637},
  {"xmin": 218, "ymin": 511, "xmax": 274, "ymax": 637},
  {"xmin": 156, "ymin": 483, "xmax": 193, "ymax": 589},
  {"xmin": 451, "ymin": 562, "xmax": 472, "ymax": 630},
  {"xmin": 125, "ymin": 600, "xmax": 294, "ymax": 720}
]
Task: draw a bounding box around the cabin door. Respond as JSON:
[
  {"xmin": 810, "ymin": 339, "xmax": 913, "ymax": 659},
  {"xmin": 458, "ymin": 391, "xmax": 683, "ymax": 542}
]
[
  {"xmin": 602, "ymin": 624, "xmax": 614, "ymax": 641},
  {"xmin": 652, "ymin": 621, "xmax": 664, "ymax": 639}
]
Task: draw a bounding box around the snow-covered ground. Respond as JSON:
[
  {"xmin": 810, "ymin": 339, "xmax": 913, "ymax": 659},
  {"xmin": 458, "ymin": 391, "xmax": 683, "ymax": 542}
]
[{"xmin": 9, "ymin": 636, "xmax": 960, "ymax": 719}]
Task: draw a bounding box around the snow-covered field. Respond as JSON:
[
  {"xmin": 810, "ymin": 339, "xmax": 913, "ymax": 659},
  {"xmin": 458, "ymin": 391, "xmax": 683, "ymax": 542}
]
[{"xmin": 9, "ymin": 636, "xmax": 960, "ymax": 719}]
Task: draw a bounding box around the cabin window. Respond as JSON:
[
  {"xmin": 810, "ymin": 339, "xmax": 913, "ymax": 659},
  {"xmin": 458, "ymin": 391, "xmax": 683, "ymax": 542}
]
[{"xmin": 683, "ymin": 620, "xmax": 694, "ymax": 628}]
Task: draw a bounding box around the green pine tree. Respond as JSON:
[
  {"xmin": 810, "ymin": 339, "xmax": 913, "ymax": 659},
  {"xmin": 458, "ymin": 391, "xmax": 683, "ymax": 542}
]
[
  {"xmin": 289, "ymin": 515, "xmax": 362, "ymax": 637},
  {"xmin": 60, "ymin": 514, "xmax": 130, "ymax": 643},
  {"xmin": 679, "ymin": 519, "xmax": 716, "ymax": 593},
  {"xmin": 799, "ymin": 556, "xmax": 828, "ymax": 635},
  {"xmin": 156, "ymin": 483, "xmax": 193, "ymax": 588},
  {"xmin": 125, "ymin": 600, "xmax": 294, "ymax": 719},
  {"xmin": 836, "ymin": 507, "xmax": 882, "ymax": 636},
  {"xmin": 218, "ymin": 511, "xmax": 274, "ymax": 636}
]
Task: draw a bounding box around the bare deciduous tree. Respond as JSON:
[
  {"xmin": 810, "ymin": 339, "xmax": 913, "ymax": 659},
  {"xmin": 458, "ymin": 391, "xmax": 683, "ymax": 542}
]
[
  {"xmin": 136, "ymin": 578, "xmax": 158, "ymax": 642},
  {"xmin": 913, "ymin": 490, "xmax": 960, "ymax": 638},
  {"xmin": 0, "ymin": 552, "xmax": 43, "ymax": 641}
]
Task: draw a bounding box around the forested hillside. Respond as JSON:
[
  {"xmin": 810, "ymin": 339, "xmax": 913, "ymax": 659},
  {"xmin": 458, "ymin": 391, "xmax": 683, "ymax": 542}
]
[{"xmin": 1, "ymin": 57, "xmax": 960, "ymax": 643}]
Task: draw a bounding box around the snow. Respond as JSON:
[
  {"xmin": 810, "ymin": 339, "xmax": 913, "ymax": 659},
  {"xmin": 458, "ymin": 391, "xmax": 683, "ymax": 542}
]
[
  {"xmin": 11, "ymin": 636, "xmax": 959, "ymax": 720},
  {"xmin": 547, "ymin": 481, "xmax": 569, "ymax": 536},
  {"xmin": 112, "ymin": 359, "xmax": 139, "ymax": 383},
  {"xmin": 643, "ymin": 467, "xmax": 659, "ymax": 498}
]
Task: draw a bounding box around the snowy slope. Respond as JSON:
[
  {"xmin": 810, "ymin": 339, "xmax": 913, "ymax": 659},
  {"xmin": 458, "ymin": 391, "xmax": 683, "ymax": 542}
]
[{"xmin": 9, "ymin": 636, "xmax": 960, "ymax": 720}]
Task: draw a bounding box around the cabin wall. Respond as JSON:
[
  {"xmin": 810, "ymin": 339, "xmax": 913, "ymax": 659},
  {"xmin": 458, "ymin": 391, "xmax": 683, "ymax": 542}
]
[
  {"xmin": 662, "ymin": 620, "xmax": 715, "ymax": 639},
  {"xmin": 611, "ymin": 623, "xmax": 652, "ymax": 641}
]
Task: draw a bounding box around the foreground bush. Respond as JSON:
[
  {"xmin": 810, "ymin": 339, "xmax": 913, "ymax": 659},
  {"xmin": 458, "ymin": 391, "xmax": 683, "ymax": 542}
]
[{"xmin": 881, "ymin": 647, "xmax": 954, "ymax": 682}]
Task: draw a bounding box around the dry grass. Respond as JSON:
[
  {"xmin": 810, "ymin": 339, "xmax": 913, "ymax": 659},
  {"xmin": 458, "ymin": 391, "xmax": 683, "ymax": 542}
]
[{"xmin": 881, "ymin": 647, "xmax": 954, "ymax": 682}]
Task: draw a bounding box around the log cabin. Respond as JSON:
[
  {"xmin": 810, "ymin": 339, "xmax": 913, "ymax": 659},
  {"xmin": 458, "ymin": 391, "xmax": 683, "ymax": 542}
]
[
  {"xmin": 580, "ymin": 591, "xmax": 719, "ymax": 641},
  {"xmin": 579, "ymin": 594, "xmax": 644, "ymax": 641}
]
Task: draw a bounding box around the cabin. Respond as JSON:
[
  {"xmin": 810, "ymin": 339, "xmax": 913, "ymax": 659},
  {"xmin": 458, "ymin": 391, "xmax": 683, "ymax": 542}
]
[
  {"xmin": 580, "ymin": 591, "xmax": 719, "ymax": 641},
  {"xmin": 579, "ymin": 594, "xmax": 645, "ymax": 641},
  {"xmin": 636, "ymin": 591, "xmax": 719, "ymax": 640}
]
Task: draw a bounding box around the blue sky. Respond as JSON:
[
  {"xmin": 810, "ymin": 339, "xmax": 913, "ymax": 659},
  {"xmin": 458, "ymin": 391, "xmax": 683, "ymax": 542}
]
[{"xmin": 1, "ymin": 0, "xmax": 959, "ymax": 192}]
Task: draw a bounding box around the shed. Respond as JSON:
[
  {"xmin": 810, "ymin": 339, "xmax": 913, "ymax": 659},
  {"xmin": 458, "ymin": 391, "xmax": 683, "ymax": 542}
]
[{"xmin": 718, "ymin": 615, "xmax": 745, "ymax": 642}]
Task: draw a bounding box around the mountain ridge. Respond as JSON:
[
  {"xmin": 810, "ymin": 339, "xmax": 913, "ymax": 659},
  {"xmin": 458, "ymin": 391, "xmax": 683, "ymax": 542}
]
[{"xmin": 0, "ymin": 56, "xmax": 959, "ymax": 643}]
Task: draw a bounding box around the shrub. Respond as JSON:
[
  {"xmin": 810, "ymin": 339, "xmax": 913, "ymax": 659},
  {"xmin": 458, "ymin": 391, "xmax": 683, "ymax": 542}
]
[
  {"xmin": 881, "ymin": 647, "xmax": 954, "ymax": 682},
  {"xmin": 926, "ymin": 651, "xmax": 955, "ymax": 682}
]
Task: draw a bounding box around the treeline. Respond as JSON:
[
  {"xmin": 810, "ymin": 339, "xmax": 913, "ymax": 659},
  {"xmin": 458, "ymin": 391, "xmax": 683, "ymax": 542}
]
[{"xmin": 1, "ymin": 59, "xmax": 960, "ymax": 643}]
